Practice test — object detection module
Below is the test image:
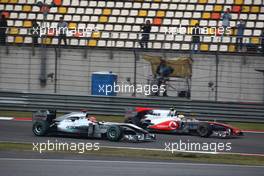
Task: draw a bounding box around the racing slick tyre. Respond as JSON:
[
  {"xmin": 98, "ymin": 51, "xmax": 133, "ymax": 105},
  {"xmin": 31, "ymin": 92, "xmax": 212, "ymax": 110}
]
[
  {"xmin": 197, "ymin": 123, "xmax": 213, "ymax": 138},
  {"xmin": 106, "ymin": 125, "xmax": 124, "ymax": 142},
  {"xmin": 32, "ymin": 120, "xmax": 49, "ymax": 136}
]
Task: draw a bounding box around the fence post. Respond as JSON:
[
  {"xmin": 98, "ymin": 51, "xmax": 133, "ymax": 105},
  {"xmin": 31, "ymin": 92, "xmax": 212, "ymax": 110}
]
[
  {"xmin": 133, "ymin": 49, "xmax": 138, "ymax": 96},
  {"xmin": 54, "ymin": 47, "xmax": 58, "ymax": 93},
  {"xmin": 215, "ymin": 54, "xmax": 219, "ymax": 101}
]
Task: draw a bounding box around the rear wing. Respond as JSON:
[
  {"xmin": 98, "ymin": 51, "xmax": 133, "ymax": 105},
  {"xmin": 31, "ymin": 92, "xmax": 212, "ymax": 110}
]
[
  {"xmin": 32, "ymin": 110, "xmax": 56, "ymax": 123},
  {"xmin": 124, "ymin": 107, "xmax": 154, "ymax": 125}
]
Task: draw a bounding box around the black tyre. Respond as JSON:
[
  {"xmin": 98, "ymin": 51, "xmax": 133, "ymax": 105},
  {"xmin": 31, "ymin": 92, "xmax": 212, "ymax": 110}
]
[
  {"xmin": 106, "ymin": 125, "xmax": 123, "ymax": 142},
  {"xmin": 32, "ymin": 120, "xmax": 49, "ymax": 136},
  {"xmin": 197, "ymin": 123, "xmax": 212, "ymax": 138}
]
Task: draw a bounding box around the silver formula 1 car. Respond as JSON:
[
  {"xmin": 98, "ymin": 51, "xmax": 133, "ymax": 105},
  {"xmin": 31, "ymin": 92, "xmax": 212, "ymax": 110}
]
[{"xmin": 32, "ymin": 110, "xmax": 156, "ymax": 142}]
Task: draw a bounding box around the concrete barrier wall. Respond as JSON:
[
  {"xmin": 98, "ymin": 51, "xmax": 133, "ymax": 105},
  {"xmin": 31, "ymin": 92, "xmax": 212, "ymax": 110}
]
[{"xmin": 0, "ymin": 46, "xmax": 263, "ymax": 102}]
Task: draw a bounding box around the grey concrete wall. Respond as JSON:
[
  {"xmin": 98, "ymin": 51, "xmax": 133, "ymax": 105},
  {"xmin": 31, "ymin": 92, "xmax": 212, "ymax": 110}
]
[{"xmin": 0, "ymin": 46, "xmax": 263, "ymax": 102}]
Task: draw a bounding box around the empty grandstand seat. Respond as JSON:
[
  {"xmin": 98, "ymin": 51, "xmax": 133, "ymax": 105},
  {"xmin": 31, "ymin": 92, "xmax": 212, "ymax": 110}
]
[{"xmin": 0, "ymin": 0, "xmax": 262, "ymax": 52}]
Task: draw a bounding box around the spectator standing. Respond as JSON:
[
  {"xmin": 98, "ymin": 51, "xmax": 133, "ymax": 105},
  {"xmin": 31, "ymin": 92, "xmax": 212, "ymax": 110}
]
[
  {"xmin": 236, "ymin": 20, "xmax": 245, "ymax": 51},
  {"xmin": 192, "ymin": 23, "xmax": 200, "ymax": 53},
  {"xmin": 222, "ymin": 8, "xmax": 232, "ymax": 35},
  {"xmin": 31, "ymin": 20, "xmax": 40, "ymax": 46},
  {"xmin": 140, "ymin": 20, "xmax": 151, "ymax": 48},
  {"xmin": 0, "ymin": 14, "xmax": 8, "ymax": 45},
  {"xmin": 57, "ymin": 17, "xmax": 67, "ymax": 46}
]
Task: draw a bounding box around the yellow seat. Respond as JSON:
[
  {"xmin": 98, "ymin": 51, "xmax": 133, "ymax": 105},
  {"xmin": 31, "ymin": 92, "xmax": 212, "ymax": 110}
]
[
  {"xmin": 153, "ymin": 0, "xmax": 161, "ymax": 2},
  {"xmin": 157, "ymin": 10, "xmax": 165, "ymax": 18},
  {"xmin": 23, "ymin": 20, "xmax": 32, "ymax": 27},
  {"xmin": 199, "ymin": 0, "xmax": 207, "ymax": 4},
  {"xmin": 251, "ymin": 37, "xmax": 260, "ymax": 44},
  {"xmin": 138, "ymin": 10, "xmax": 147, "ymax": 17},
  {"xmin": 187, "ymin": 27, "xmax": 195, "ymax": 35},
  {"xmin": 99, "ymin": 16, "xmax": 108, "ymax": 23},
  {"xmin": 43, "ymin": 38, "xmax": 51, "ymax": 45},
  {"xmin": 103, "ymin": 9, "xmax": 111, "ymax": 16},
  {"xmin": 68, "ymin": 22, "xmax": 77, "ymax": 30},
  {"xmin": 251, "ymin": 6, "xmax": 260, "ymax": 13},
  {"xmin": 200, "ymin": 44, "xmax": 209, "ymax": 51},
  {"xmin": 214, "ymin": 5, "xmax": 222, "ymax": 12},
  {"xmin": 58, "ymin": 7, "xmax": 67, "ymax": 14},
  {"xmin": 242, "ymin": 6, "xmax": 250, "ymax": 12},
  {"xmin": 23, "ymin": 5, "xmax": 32, "ymax": 12},
  {"xmin": 228, "ymin": 28, "xmax": 234, "ymax": 35},
  {"xmin": 92, "ymin": 32, "xmax": 101, "ymax": 38},
  {"xmin": 88, "ymin": 40, "xmax": 97, "ymax": 47},
  {"xmin": 228, "ymin": 45, "xmax": 236, "ymax": 52},
  {"xmin": 234, "ymin": 0, "xmax": 243, "ymax": 5},
  {"xmin": 9, "ymin": 27, "xmax": 19, "ymax": 35},
  {"xmin": 202, "ymin": 12, "xmax": 211, "ymax": 19},
  {"xmin": 190, "ymin": 19, "xmax": 198, "ymax": 26},
  {"xmin": 1, "ymin": 0, "xmax": 9, "ymax": 3},
  {"xmin": 9, "ymin": 0, "xmax": 18, "ymax": 3},
  {"xmin": 15, "ymin": 36, "xmax": 23, "ymax": 43},
  {"xmin": 208, "ymin": 28, "xmax": 216, "ymax": 35}
]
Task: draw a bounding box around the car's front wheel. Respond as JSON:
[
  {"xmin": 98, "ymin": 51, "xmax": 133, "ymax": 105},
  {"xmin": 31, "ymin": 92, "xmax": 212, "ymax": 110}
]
[
  {"xmin": 197, "ymin": 123, "xmax": 212, "ymax": 138},
  {"xmin": 32, "ymin": 120, "xmax": 49, "ymax": 136},
  {"xmin": 106, "ymin": 125, "xmax": 123, "ymax": 142}
]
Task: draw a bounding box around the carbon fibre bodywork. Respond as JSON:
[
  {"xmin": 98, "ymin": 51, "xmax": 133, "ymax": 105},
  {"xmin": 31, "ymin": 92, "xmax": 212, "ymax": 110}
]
[
  {"xmin": 32, "ymin": 110, "xmax": 156, "ymax": 142},
  {"xmin": 125, "ymin": 107, "xmax": 243, "ymax": 138}
]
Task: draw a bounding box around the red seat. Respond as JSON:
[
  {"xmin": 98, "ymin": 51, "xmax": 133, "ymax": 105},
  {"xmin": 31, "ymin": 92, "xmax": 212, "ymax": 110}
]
[
  {"xmin": 211, "ymin": 13, "xmax": 220, "ymax": 19},
  {"xmin": 53, "ymin": 0, "xmax": 62, "ymax": 6},
  {"xmin": 2, "ymin": 11, "xmax": 10, "ymax": 18},
  {"xmin": 153, "ymin": 18, "xmax": 162, "ymax": 26},
  {"xmin": 232, "ymin": 6, "xmax": 242, "ymax": 13},
  {"xmin": 47, "ymin": 28, "xmax": 56, "ymax": 36},
  {"xmin": 74, "ymin": 32, "xmax": 84, "ymax": 38}
]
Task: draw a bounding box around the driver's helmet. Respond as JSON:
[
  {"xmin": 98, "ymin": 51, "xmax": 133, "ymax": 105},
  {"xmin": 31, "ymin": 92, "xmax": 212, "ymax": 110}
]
[
  {"xmin": 169, "ymin": 107, "xmax": 177, "ymax": 116},
  {"xmin": 89, "ymin": 116, "xmax": 97, "ymax": 122}
]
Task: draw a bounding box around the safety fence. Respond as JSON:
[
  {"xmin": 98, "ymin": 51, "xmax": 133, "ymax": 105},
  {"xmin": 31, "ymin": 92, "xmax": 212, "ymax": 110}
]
[
  {"xmin": 0, "ymin": 91, "xmax": 263, "ymax": 122},
  {"xmin": 1, "ymin": 45, "xmax": 264, "ymax": 102}
]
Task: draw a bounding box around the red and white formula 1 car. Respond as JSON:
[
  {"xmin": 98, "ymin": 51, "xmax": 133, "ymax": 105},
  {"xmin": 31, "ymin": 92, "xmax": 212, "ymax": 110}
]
[{"xmin": 124, "ymin": 107, "xmax": 243, "ymax": 138}]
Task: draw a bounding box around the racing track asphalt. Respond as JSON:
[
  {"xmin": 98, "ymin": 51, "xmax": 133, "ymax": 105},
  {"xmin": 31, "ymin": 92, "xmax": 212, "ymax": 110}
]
[
  {"xmin": 0, "ymin": 120, "xmax": 264, "ymax": 155},
  {"xmin": 0, "ymin": 157, "xmax": 263, "ymax": 176}
]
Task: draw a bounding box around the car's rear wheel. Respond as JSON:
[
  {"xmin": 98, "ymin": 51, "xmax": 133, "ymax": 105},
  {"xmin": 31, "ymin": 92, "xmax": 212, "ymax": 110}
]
[
  {"xmin": 106, "ymin": 125, "xmax": 123, "ymax": 142},
  {"xmin": 197, "ymin": 123, "xmax": 212, "ymax": 138},
  {"xmin": 32, "ymin": 120, "xmax": 49, "ymax": 136}
]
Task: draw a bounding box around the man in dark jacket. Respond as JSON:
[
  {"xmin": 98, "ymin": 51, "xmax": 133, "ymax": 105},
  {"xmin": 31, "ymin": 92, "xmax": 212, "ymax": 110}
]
[
  {"xmin": 192, "ymin": 23, "xmax": 200, "ymax": 53},
  {"xmin": 236, "ymin": 20, "xmax": 245, "ymax": 51},
  {"xmin": 155, "ymin": 59, "xmax": 174, "ymax": 96},
  {"xmin": 0, "ymin": 14, "xmax": 8, "ymax": 45},
  {"xmin": 31, "ymin": 20, "xmax": 40, "ymax": 45},
  {"xmin": 140, "ymin": 20, "xmax": 151, "ymax": 48}
]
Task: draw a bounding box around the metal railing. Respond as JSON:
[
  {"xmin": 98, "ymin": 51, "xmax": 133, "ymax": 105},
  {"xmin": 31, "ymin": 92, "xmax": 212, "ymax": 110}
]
[{"xmin": 0, "ymin": 91, "xmax": 263, "ymax": 122}]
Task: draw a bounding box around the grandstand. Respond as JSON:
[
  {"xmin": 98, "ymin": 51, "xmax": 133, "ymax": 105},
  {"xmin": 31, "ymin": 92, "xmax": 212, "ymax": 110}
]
[
  {"xmin": 0, "ymin": 0, "xmax": 263, "ymax": 52},
  {"xmin": 0, "ymin": 0, "xmax": 264, "ymax": 103}
]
